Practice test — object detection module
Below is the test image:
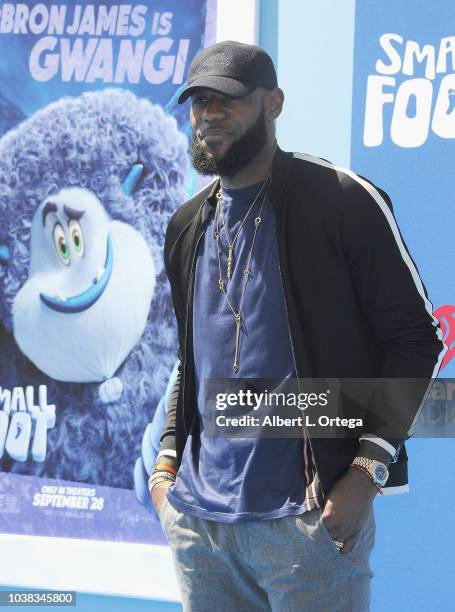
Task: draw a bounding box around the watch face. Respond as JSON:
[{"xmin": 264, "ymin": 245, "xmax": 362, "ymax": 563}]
[{"xmin": 374, "ymin": 464, "xmax": 388, "ymax": 485}]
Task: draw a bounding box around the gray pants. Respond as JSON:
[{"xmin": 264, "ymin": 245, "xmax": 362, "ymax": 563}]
[{"xmin": 159, "ymin": 498, "xmax": 375, "ymax": 612}]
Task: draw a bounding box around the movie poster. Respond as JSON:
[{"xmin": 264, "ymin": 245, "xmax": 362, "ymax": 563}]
[
  {"xmin": 0, "ymin": 0, "xmax": 216, "ymax": 545},
  {"xmin": 351, "ymin": 1, "xmax": 455, "ymax": 378}
]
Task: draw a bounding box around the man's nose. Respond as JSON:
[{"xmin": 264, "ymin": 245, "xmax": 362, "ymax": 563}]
[{"xmin": 202, "ymin": 97, "xmax": 226, "ymax": 121}]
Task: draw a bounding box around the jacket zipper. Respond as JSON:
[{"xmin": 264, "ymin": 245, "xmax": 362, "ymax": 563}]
[
  {"xmin": 276, "ymin": 258, "xmax": 302, "ymax": 392},
  {"xmin": 276, "ymin": 238, "xmax": 321, "ymax": 493}
]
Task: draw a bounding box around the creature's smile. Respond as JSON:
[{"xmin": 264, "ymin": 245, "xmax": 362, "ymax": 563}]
[{"xmin": 40, "ymin": 233, "xmax": 113, "ymax": 314}]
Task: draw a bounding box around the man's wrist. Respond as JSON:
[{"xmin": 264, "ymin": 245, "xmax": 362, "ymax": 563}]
[
  {"xmin": 350, "ymin": 453, "xmax": 390, "ymax": 492},
  {"xmin": 154, "ymin": 455, "xmax": 178, "ymax": 471},
  {"xmin": 150, "ymin": 479, "xmax": 171, "ymax": 509},
  {"xmin": 149, "ymin": 458, "xmax": 178, "ymax": 497},
  {"xmin": 152, "ymin": 479, "xmax": 172, "ymax": 491},
  {"xmin": 347, "ymin": 465, "xmax": 381, "ymax": 499}
]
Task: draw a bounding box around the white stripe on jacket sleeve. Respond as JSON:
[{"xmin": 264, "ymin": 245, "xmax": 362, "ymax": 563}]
[{"xmin": 292, "ymin": 153, "xmax": 448, "ymax": 436}]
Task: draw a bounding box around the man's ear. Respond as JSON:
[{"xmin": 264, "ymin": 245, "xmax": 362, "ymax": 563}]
[{"xmin": 264, "ymin": 87, "xmax": 284, "ymax": 121}]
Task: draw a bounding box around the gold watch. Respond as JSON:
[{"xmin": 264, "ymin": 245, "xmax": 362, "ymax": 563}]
[{"xmin": 351, "ymin": 456, "xmax": 389, "ymax": 488}]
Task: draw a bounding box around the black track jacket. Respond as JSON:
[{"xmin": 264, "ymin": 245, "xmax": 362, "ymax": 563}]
[{"xmin": 159, "ymin": 147, "xmax": 446, "ymax": 498}]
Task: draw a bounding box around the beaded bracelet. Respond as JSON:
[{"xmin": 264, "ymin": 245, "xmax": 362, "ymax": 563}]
[
  {"xmin": 148, "ymin": 473, "xmax": 176, "ymax": 495},
  {"xmin": 148, "ymin": 471, "xmax": 176, "ymax": 486},
  {"xmin": 149, "ymin": 477, "xmax": 170, "ymax": 495},
  {"xmin": 149, "ymin": 472, "xmax": 175, "ymax": 485},
  {"xmin": 154, "ymin": 463, "xmax": 177, "ymax": 477}
]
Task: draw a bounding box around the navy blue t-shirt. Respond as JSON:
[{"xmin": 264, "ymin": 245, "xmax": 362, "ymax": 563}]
[{"xmin": 167, "ymin": 181, "xmax": 307, "ymax": 522}]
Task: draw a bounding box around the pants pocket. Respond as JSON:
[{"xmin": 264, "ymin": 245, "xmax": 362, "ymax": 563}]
[
  {"xmin": 318, "ymin": 513, "xmax": 345, "ymax": 555},
  {"xmin": 318, "ymin": 508, "xmax": 374, "ymax": 559}
]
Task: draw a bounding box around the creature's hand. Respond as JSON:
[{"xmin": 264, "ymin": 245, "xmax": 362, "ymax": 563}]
[{"xmin": 321, "ymin": 467, "xmax": 377, "ymax": 554}]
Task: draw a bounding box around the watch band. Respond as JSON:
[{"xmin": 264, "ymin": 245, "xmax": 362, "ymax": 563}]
[{"xmin": 350, "ymin": 456, "xmax": 389, "ymax": 489}]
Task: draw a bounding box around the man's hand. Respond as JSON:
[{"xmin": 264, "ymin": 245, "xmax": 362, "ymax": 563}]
[
  {"xmin": 321, "ymin": 466, "xmax": 378, "ymax": 554},
  {"xmin": 151, "ymin": 479, "xmax": 173, "ymax": 516},
  {"xmin": 321, "ymin": 439, "xmax": 391, "ymax": 553}
]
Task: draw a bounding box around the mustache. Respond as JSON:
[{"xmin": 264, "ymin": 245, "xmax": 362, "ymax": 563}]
[{"xmin": 198, "ymin": 126, "xmax": 230, "ymax": 138}]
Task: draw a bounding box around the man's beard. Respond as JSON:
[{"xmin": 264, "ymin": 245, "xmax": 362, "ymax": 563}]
[{"xmin": 191, "ymin": 108, "xmax": 268, "ymax": 178}]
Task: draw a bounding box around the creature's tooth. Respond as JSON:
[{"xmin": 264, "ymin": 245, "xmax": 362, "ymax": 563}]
[{"xmin": 96, "ymin": 266, "xmax": 105, "ymax": 282}]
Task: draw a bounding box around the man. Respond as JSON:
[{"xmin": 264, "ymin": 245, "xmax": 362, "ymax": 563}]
[{"xmin": 149, "ymin": 41, "xmax": 445, "ymax": 611}]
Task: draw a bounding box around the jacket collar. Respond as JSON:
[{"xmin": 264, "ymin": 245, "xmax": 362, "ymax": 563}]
[
  {"xmin": 201, "ymin": 177, "xmax": 220, "ymax": 224},
  {"xmin": 268, "ymin": 146, "xmax": 294, "ymax": 213}
]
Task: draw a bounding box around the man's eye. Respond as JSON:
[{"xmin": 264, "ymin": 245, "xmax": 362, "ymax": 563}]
[{"xmin": 193, "ymin": 96, "xmax": 207, "ymax": 105}]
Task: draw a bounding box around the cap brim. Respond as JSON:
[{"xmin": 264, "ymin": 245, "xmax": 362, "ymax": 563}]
[{"xmin": 177, "ymin": 76, "xmax": 254, "ymax": 104}]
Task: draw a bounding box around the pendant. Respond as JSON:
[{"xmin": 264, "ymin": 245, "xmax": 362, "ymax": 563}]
[
  {"xmin": 233, "ymin": 313, "xmax": 241, "ymax": 372},
  {"xmin": 227, "ymin": 245, "xmax": 234, "ymax": 279}
]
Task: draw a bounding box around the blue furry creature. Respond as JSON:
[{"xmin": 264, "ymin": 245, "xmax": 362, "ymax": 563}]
[{"xmin": 0, "ymin": 88, "xmax": 189, "ymax": 488}]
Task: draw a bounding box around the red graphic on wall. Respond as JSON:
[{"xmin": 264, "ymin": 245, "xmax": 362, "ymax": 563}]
[{"xmin": 434, "ymin": 304, "xmax": 455, "ymax": 370}]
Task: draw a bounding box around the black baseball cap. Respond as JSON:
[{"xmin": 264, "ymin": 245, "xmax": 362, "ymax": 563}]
[{"xmin": 177, "ymin": 40, "xmax": 278, "ymax": 104}]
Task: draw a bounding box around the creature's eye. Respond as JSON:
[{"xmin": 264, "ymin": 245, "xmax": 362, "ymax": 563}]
[
  {"xmin": 69, "ymin": 219, "xmax": 84, "ymax": 258},
  {"xmin": 53, "ymin": 223, "xmax": 70, "ymax": 266}
]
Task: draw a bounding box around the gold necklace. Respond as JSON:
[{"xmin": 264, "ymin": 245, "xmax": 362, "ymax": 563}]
[
  {"xmin": 214, "ymin": 184, "xmax": 269, "ymax": 372},
  {"xmin": 216, "ymin": 176, "xmax": 269, "ymax": 280}
]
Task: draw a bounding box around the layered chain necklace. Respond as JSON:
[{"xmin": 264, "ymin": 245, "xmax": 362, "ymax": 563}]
[
  {"xmin": 214, "ymin": 176, "xmax": 270, "ymax": 372},
  {"xmin": 216, "ymin": 178, "xmax": 269, "ymax": 280}
]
